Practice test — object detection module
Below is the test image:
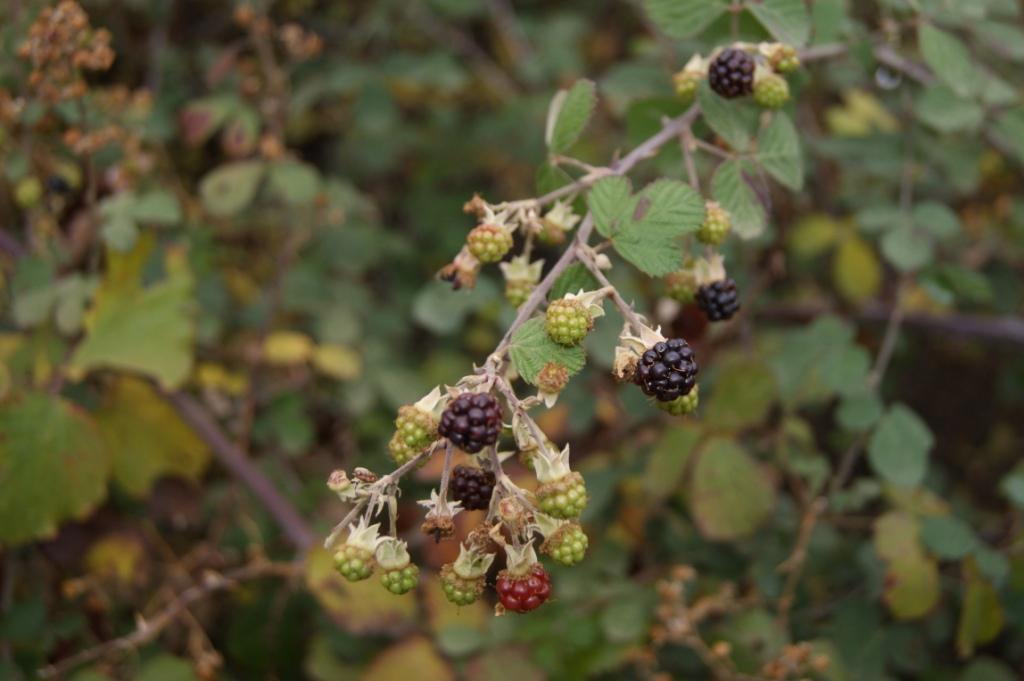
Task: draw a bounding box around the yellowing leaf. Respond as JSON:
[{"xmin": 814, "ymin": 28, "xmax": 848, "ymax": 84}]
[
  {"xmin": 833, "ymin": 234, "xmax": 882, "ymax": 304},
  {"xmin": 95, "ymin": 377, "xmax": 210, "ymax": 496},
  {"xmin": 305, "ymin": 548, "xmax": 416, "ymax": 634},
  {"xmin": 826, "ymin": 89, "xmax": 899, "ymax": 137},
  {"xmin": 0, "ymin": 394, "xmax": 110, "ymax": 546},
  {"xmin": 195, "ymin": 362, "xmax": 249, "ymax": 395},
  {"xmin": 957, "ymin": 560, "xmax": 1005, "ymax": 658},
  {"xmin": 85, "ymin": 534, "xmax": 145, "ymax": 584},
  {"xmin": 884, "ymin": 550, "xmax": 940, "ymax": 620},
  {"xmin": 689, "ymin": 438, "xmax": 776, "ymax": 541},
  {"xmin": 312, "ymin": 344, "xmax": 361, "ymax": 380},
  {"xmin": 263, "ymin": 331, "xmax": 315, "ymax": 365},
  {"xmin": 68, "ymin": 236, "xmax": 195, "ymax": 389},
  {"xmin": 361, "ymin": 637, "xmax": 454, "ymax": 681},
  {"xmin": 787, "ymin": 214, "xmax": 840, "ymax": 260}
]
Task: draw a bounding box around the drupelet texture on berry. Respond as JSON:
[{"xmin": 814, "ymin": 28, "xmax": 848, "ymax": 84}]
[
  {"xmin": 708, "ymin": 48, "xmax": 755, "ymax": 99},
  {"xmin": 545, "ymin": 298, "xmax": 592, "ymax": 346},
  {"xmin": 496, "ymin": 563, "xmax": 552, "ymax": 613},
  {"xmin": 380, "ymin": 564, "xmax": 419, "ymax": 595},
  {"xmin": 696, "ymin": 279, "xmax": 741, "ymax": 321},
  {"xmin": 438, "ymin": 393, "xmax": 502, "ymax": 453},
  {"xmin": 451, "ymin": 465, "xmax": 496, "ymax": 511},
  {"xmin": 467, "ymin": 224, "xmax": 513, "ymax": 263},
  {"xmin": 754, "ymin": 73, "xmax": 790, "ymax": 109},
  {"xmin": 635, "ymin": 338, "xmax": 698, "ymax": 402}
]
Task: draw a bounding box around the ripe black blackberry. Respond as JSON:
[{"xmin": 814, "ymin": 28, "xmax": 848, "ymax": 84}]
[
  {"xmin": 451, "ymin": 465, "xmax": 496, "ymax": 510},
  {"xmin": 696, "ymin": 279, "xmax": 741, "ymax": 321},
  {"xmin": 635, "ymin": 338, "xmax": 698, "ymax": 402},
  {"xmin": 438, "ymin": 393, "xmax": 502, "ymax": 454},
  {"xmin": 708, "ymin": 48, "xmax": 755, "ymax": 99}
]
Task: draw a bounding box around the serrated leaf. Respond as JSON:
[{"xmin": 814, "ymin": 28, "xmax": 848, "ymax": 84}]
[
  {"xmin": 758, "ymin": 112, "xmax": 804, "ymax": 190},
  {"xmin": 547, "ymin": 80, "xmax": 597, "ymax": 154},
  {"xmin": 587, "ymin": 176, "xmax": 632, "ymax": 238},
  {"xmin": 689, "ymin": 438, "xmax": 775, "ymax": 541},
  {"xmin": 95, "ymin": 377, "xmax": 210, "ymax": 496},
  {"xmin": 711, "ymin": 159, "xmax": 767, "ymax": 239},
  {"xmin": 550, "ymin": 263, "xmax": 599, "ymax": 300},
  {"xmin": 867, "ymin": 404, "xmax": 933, "ymax": 488},
  {"xmin": 0, "ymin": 393, "xmax": 109, "ymax": 546},
  {"xmin": 536, "ymin": 162, "xmax": 573, "ymax": 196},
  {"xmin": 881, "ymin": 223, "xmax": 933, "ymax": 272},
  {"xmin": 642, "ymin": 0, "xmax": 729, "ymax": 39},
  {"xmin": 832, "ymin": 234, "xmax": 881, "ymax": 304},
  {"xmin": 68, "ymin": 235, "xmax": 195, "ymax": 389},
  {"xmin": 199, "ymin": 160, "xmax": 265, "ymax": 217},
  {"xmin": 919, "ymin": 24, "xmax": 977, "ymax": 99},
  {"xmin": 748, "ymin": 0, "xmax": 811, "ymax": 46},
  {"xmin": 508, "ymin": 317, "xmax": 585, "ymax": 385},
  {"xmin": 698, "ymin": 80, "xmax": 756, "ymax": 151},
  {"xmin": 991, "ymin": 108, "xmax": 1024, "ymax": 165},
  {"xmin": 704, "ymin": 357, "xmax": 776, "ymax": 430},
  {"xmin": 837, "ymin": 388, "xmax": 884, "ymax": 432},
  {"xmin": 614, "ymin": 179, "xmax": 704, "ymax": 276},
  {"xmin": 643, "ymin": 424, "xmax": 702, "ymax": 503}
]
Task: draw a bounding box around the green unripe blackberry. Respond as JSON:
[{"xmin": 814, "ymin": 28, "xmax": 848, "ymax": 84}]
[
  {"xmin": 697, "ymin": 202, "xmax": 732, "ymax": 245},
  {"xmin": 380, "ymin": 564, "xmax": 419, "ymax": 595},
  {"xmin": 769, "ymin": 44, "xmax": 800, "ymax": 74},
  {"xmin": 536, "ymin": 471, "xmax": 588, "ymax": 519},
  {"xmin": 440, "ymin": 563, "xmax": 485, "ymax": 606},
  {"xmin": 754, "ymin": 74, "xmax": 790, "ymax": 109},
  {"xmin": 467, "ymin": 223, "xmax": 512, "ymax": 263},
  {"xmin": 657, "ymin": 384, "xmax": 700, "ymax": 416},
  {"xmin": 506, "ymin": 279, "xmax": 534, "ymax": 307},
  {"xmin": 673, "ymin": 70, "xmax": 702, "ymax": 104},
  {"xmin": 542, "ymin": 523, "xmax": 589, "ymax": 566},
  {"xmin": 545, "ymin": 298, "xmax": 593, "ymax": 347},
  {"xmin": 388, "ymin": 405, "xmax": 437, "ymax": 465},
  {"xmin": 334, "ymin": 544, "xmax": 374, "ymax": 582},
  {"xmin": 665, "ymin": 269, "xmax": 699, "ymax": 303}
]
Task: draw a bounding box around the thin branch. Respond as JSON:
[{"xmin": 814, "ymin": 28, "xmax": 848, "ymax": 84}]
[
  {"xmin": 577, "ymin": 248, "xmax": 648, "ymax": 333},
  {"xmin": 37, "ymin": 559, "xmax": 300, "ymax": 679},
  {"xmin": 165, "ymin": 391, "xmax": 316, "ymax": 551}
]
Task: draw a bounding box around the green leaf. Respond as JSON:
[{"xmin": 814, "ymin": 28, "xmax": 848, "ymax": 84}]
[
  {"xmin": 100, "ymin": 213, "xmax": 138, "ymax": 252},
  {"xmin": 132, "ymin": 190, "xmax": 182, "ymax": 225},
  {"xmin": 704, "ymin": 357, "xmax": 776, "ymax": 430},
  {"xmin": 867, "ymin": 404, "xmax": 933, "ymax": 488},
  {"xmin": 748, "ymin": 0, "xmax": 811, "ymax": 46},
  {"xmin": 0, "ymin": 394, "xmax": 109, "ymax": 546},
  {"xmin": 536, "ymin": 162, "xmax": 573, "ymax": 196},
  {"xmin": 881, "ymin": 223, "xmax": 933, "ymax": 272},
  {"xmin": 546, "ymin": 80, "xmax": 597, "ymax": 154},
  {"xmin": 913, "ymin": 201, "xmax": 960, "ymax": 241},
  {"xmin": 643, "ymin": 424, "xmax": 702, "ymax": 503},
  {"xmin": 832, "ymin": 234, "xmax": 881, "ymax": 304},
  {"xmin": 642, "ymin": 0, "xmax": 729, "ymax": 39},
  {"xmin": 689, "ymin": 438, "xmax": 775, "ymax": 541},
  {"xmin": 711, "ymin": 159, "xmax": 767, "ymax": 239},
  {"xmin": 999, "ymin": 462, "xmax": 1024, "ymax": 509},
  {"xmin": 68, "ymin": 235, "xmax": 195, "ymax": 389},
  {"xmin": 920, "ymin": 515, "xmax": 979, "ymax": 560},
  {"xmin": 787, "ymin": 214, "xmax": 841, "ymax": 259},
  {"xmin": 587, "ymin": 176, "xmax": 632, "ymax": 239},
  {"xmin": 613, "ymin": 179, "xmax": 704, "ymax": 276},
  {"xmin": 698, "ymin": 80, "xmax": 756, "ymax": 151},
  {"xmin": 918, "ymin": 24, "xmax": 977, "ymax": 99},
  {"xmin": 837, "ymin": 388, "xmax": 884, "ymax": 432},
  {"xmin": 412, "ymin": 278, "xmax": 499, "ymax": 336},
  {"xmin": 550, "ymin": 263, "xmax": 599, "ymax": 300},
  {"xmin": 960, "ymin": 658, "xmax": 1018, "ymax": 681},
  {"xmin": 96, "ymin": 377, "xmax": 210, "ymax": 496},
  {"xmin": 916, "ymin": 85, "xmax": 984, "ymax": 133},
  {"xmin": 267, "ymin": 160, "xmax": 322, "ymax": 205},
  {"xmin": 820, "ymin": 344, "xmax": 871, "ymax": 396},
  {"xmin": 133, "ymin": 655, "xmax": 201, "ymax": 681},
  {"xmin": 991, "ymin": 108, "xmax": 1024, "ymax": 165},
  {"xmin": 957, "ymin": 562, "xmax": 1005, "ymax": 657},
  {"xmin": 757, "ymin": 112, "xmax": 804, "ymax": 190},
  {"xmin": 199, "ymin": 160, "xmax": 265, "ymax": 217},
  {"xmin": 508, "ymin": 317, "xmax": 586, "ymax": 385},
  {"xmin": 973, "ymin": 22, "xmax": 1024, "ymax": 61}
]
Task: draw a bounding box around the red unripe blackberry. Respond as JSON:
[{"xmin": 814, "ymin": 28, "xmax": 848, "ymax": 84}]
[
  {"xmin": 635, "ymin": 338, "xmax": 698, "ymax": 402},
  {"xmin": 496, "ymin": 563, "xmax": 552, "ymax": 613},
  {"xmin": 708, "ymin": 48, "xmax": 755, "ymax": 99},
  {"xmin": 451, "ymin": 465, "xmax": 496, "ymax": 511},
  {"xmin": 696, "ymin": 279, "xmax": 741, "ymax": 321},
  {"xmin": 438, "ymin": 393, "xmax": 502, "ymax": 453}
]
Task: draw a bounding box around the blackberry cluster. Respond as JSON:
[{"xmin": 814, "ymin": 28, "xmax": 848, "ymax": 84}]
[
  {"xmin": 696, "ymin": 279, "xmax": 741, "ymax": 321},
  {"xmin": 635, "ymin": 338, "xmax": 698, "ymax": 402},
  {"xmin": 708, "ymin": 48, "xmax": 755, "ymax": 99},
  {"xmin": 451, "ymin": 465, "xmax": 496, "ymax": 510},
  {"xmin": 438, "ymin": 393, "xmax": 502, "ymax": 454}
]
